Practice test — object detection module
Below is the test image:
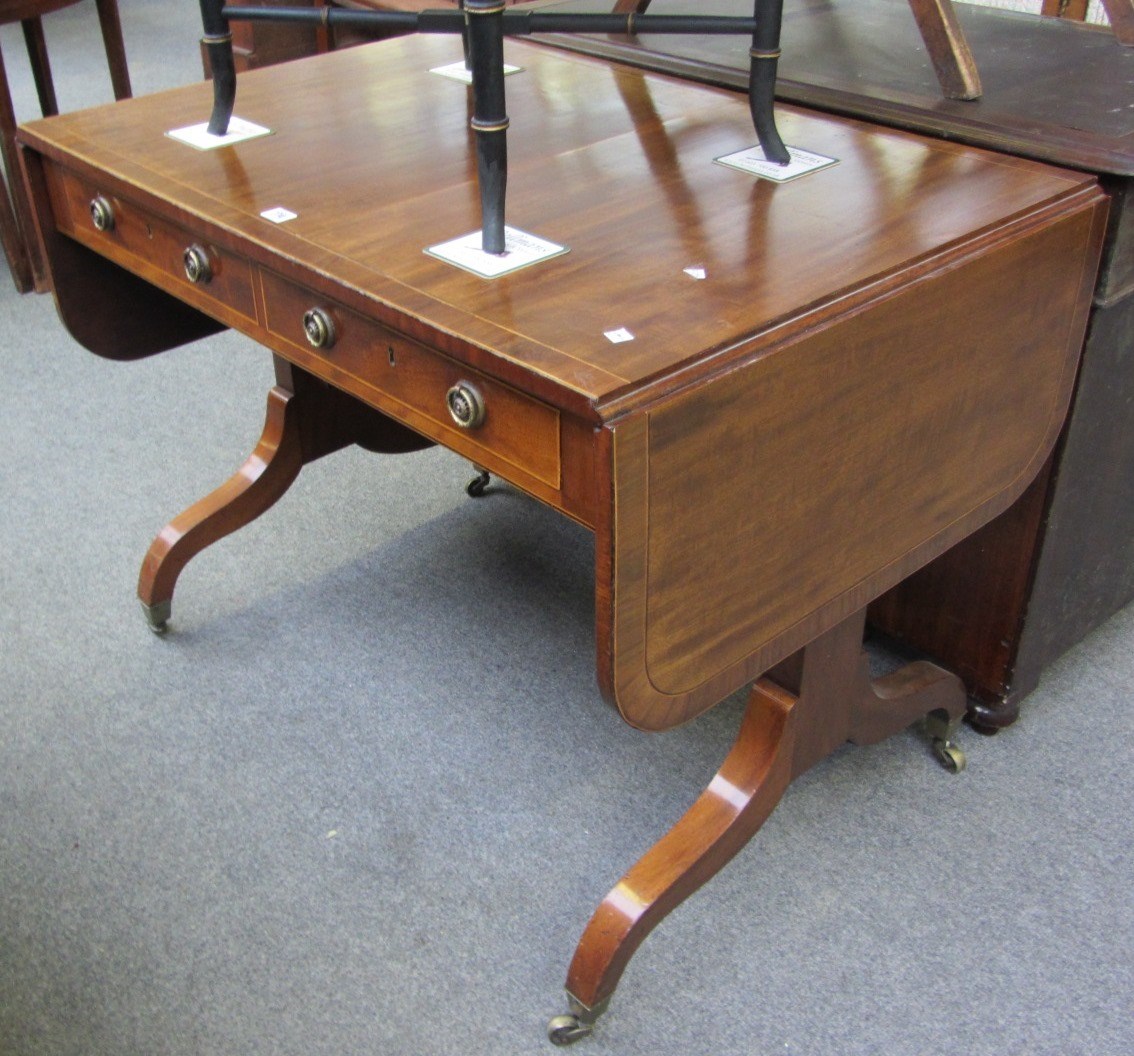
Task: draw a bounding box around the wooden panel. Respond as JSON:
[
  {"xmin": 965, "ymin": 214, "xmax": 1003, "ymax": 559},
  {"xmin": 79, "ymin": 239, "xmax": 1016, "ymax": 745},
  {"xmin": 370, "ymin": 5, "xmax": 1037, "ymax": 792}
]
[
  {"xmin": 259, "ymin": 266, "xmax": 562, "ymax": 491},
  {"xmin": 0, "ymin": 0, "xmax": 84, "ymax": 17},
  {"xmin": 230, "ymin": 0, "xmax": 318, "ymax": 71},
  {"xmin": 46, "ymin": 161, "xmax": 257, "ymax": 327},
  {"xmin": 601, "ymin": 199, "xmax": 1107, "ymax": 731},
  {"xmin": 873, "ymin": 290, "xmax": 1134, "ymax": 710},
  {"xmin": 868, "ymin": 465, "xmax": 1053, "ymax": 704},
  {"xmin": 18, "ymin": 144, "xmax": 225, "ymax": 362}
]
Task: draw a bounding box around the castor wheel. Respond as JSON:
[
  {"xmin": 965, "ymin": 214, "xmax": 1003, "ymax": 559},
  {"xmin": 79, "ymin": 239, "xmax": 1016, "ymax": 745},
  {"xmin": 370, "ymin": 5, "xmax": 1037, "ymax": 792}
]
[
  {"xmin": 548, "ymin": 1014, "xmax": 593, "ymax": 1046},
  {"xmin": 548, "ymin": 994, "xmax": 607, "ymax": 1045},
  {"xmin": 466, "ymin": 467, "xmax": 491, "ymax": 498},
  {"xmin": 933, "ymin": 739, "xmax": 966, "ymax": 773},
  {"xmin": 140, "ymin": 599, "xmax": 171, "ymax": 635},
  {"xmin": 924, "ymin": 709, "xmax": 966, "ymax": 774}
]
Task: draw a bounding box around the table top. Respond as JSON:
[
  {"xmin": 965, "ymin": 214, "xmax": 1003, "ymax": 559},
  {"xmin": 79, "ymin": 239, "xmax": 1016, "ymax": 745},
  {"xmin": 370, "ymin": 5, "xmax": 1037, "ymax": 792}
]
[
  {"xmin": 21, "ymin": 35, "xmax": 1097, "ymax": 417},
  {"xmin": 533, "ymin": 0, "xmax": 1134, "ymax": 177}
]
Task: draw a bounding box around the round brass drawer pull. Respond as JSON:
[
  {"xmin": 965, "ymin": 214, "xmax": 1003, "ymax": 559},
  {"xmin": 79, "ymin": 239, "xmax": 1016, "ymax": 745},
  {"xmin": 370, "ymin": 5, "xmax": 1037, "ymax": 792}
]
[
  {"xmin": 446, "ymin": 382, "xmax": 486, "ymax": 429},
  {"xmin": 183, "ymin": 245, "xmax": 213, "ymax": 284},
  {"xmin": 89, "ymin": 196, "xmax": 115, "ymax": 232},
  {"xmin": 302, "ymin": 307, "xmax": 336, "ymax": 350}
]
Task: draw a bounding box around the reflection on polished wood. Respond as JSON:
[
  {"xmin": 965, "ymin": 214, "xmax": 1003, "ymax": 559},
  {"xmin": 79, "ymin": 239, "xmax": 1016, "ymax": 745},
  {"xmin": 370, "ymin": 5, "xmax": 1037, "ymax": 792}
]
[
  {"xmin": 622, "ymin": 0, "xmax": 980, "ymax": 97},
  {"xmin": 17, "ymin": 39, "xmax": 1106, "ymax": 1038}
]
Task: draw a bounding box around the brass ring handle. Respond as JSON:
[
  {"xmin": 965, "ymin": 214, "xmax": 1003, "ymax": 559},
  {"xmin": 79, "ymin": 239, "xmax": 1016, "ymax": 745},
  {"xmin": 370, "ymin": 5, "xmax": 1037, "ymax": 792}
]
[
  {"xmin": 302, "ymin": 307, "xmax": 336, "ymax": 350},
  {"xmin": 446, "ymin": 382, "xmax": 487, "ymax": 429},
  {"xmin": 183, "ymin": 245, "xmax": 213, "ymax": 285},
  {"xmin": 89, "ymin": 196, "xmax": 115, "ymax": 232}
]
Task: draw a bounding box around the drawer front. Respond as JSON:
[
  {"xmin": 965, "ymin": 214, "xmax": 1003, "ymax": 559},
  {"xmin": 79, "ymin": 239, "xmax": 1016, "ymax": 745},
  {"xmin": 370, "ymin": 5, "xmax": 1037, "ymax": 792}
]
[
  {"xmin": 46, "ymin": 162, "xmax": 256, "ymax": 325},
  {"xmin": 259, "ymin": 268, "xmax": 562, "ymax": 489}
]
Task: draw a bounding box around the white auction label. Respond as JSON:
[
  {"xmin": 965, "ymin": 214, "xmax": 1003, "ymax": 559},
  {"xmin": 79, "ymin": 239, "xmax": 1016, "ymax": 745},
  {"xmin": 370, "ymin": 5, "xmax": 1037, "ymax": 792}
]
[
  {"xmin": 260, "ymin": 207, "xmax": 298, "ymax": 224},
  {"xmin": 684, "ymin": 266, "xmax": 707, "ymax": 280},
  {"xmin": 604, "ymin": 328, "xmax": 635, "ymax": 344},
  {"xmin": 167, "ymin": 116, "xmax": 272, "ymax": 151},
  {"xmin": 715, "ymin": 144, "xmax": 838, "ymax": 183},
  {"xmin": 429, "ymin": 60, "xmax": 523, "ymax": 84},
  {"xmin": 425, "ymin": 227, "xmax": 569, "ymax": 278}
]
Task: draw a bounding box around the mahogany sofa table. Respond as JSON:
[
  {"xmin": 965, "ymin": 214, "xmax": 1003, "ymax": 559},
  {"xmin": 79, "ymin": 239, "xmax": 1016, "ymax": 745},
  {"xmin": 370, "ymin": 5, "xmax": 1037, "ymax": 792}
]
[
  {"xmin": 17, "ymin": 37, "xmax": 1104, "ymax": 1041},
  {"xmin": 534, "ymin": 0, "xmax": 1134, "ymax": 728}
]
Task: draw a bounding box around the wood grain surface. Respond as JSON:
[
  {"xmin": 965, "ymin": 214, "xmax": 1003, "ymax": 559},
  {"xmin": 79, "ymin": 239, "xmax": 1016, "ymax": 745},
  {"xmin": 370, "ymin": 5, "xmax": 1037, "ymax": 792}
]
[{"xmin": 20, "ymin": 37, "xmax": 1097, "ymax": 410}]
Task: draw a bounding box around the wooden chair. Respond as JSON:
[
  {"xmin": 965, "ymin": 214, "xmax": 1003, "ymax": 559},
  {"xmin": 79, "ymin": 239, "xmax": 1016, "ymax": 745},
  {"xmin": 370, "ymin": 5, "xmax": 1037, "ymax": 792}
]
[
  {"xmin": 0, "ymin": 0, "xmax": 131, "ymax": 292},
  {"xmin": 1043, "ymin": 0, "xmax": 1134, "ymax": 44}
]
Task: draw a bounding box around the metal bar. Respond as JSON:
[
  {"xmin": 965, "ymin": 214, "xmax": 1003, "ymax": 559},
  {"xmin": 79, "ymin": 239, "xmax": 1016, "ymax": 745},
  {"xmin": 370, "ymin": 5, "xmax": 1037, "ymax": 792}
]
[
  {"xmin": 201, "ymin": 0, "xmax": 236, "ymax": 135},
  {"xmin": 512, "ymin": 13, "xmax": 758, "ymax": 33},
  {"xmin": 220, "ymin": 7, "xmax": 758, "ymax": 35}
]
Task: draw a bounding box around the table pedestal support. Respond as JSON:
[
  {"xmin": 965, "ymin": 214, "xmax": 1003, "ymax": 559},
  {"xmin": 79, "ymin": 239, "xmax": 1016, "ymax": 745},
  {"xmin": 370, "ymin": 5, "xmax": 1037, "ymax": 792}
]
[
  {"xmin": 137, "ymin": 358, "xmax": 431, "ymax": 630},
  {"xmin": 551, "ymin": 608, "xmax": 966, "ymax": 1044}
]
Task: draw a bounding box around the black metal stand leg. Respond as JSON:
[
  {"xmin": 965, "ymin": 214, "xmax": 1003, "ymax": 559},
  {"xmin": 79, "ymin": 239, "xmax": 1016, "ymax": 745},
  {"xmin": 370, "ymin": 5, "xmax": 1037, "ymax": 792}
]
[
  {"xmin": 200, "ymin": 0, "xmax": 236, "ymax": 135},
  {"xmin": 466, "ymin": 0, "xmax": 509, "ymax": 254},
  {"xmin": 749, "ymin": 0, "xmax": 789, "ymax": 164}
]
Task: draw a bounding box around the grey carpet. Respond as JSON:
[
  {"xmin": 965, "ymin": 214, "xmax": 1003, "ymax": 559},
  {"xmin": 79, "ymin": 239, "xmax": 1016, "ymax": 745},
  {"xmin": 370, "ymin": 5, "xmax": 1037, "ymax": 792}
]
[{"xmin": 1, "ymin": 4, "xmax": 1132, "ymax": 1054}]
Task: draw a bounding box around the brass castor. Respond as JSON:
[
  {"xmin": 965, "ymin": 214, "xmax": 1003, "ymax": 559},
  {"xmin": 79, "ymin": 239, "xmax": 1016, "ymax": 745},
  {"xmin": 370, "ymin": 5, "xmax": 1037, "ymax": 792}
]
[
  {"xmin": 933, "ymin": 738, "xmax": 966, "ymax": 773},
  {"xmin": 466, "ymin": 467, "xmax": 491, "ymax": 498},
  {"xmin": 140, "ymin": 599, "xmax": 171, "ymax": 635},
  {"xmin": 548, "ymin": 994, "xmax": 607, "ymax": 1045},
  {"xmin": 547, "ymin": 1014, "xmax": 593, "ymax": 1046},
  {"xmin": 924, "ymin": 709, "xmax": 966, "ymax": 774}
]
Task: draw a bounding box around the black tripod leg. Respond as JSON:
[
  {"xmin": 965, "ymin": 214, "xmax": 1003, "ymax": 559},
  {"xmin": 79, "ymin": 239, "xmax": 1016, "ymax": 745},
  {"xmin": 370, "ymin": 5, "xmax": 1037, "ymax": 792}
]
[
  {"xmin": 199, "ymin": 0, "xmax": 236, "ymax": 135},
  {"xmin": 466, "ymin": 0, "xmax": 509, "ymax": 254},
  {"xmin": 749, "ymin": 0, "xmax": 789, "ymax": 164}
]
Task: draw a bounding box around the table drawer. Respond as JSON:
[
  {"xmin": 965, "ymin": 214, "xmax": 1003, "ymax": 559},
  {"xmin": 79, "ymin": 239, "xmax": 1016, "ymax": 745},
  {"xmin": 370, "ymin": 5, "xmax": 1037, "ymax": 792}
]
[
  {"xmin": 258, "ymin": 268, "xmax": 561, "ymax": 489},
  {"xmin": 45, "ymin": 162, "xmax": 256, "ymax": 325}
]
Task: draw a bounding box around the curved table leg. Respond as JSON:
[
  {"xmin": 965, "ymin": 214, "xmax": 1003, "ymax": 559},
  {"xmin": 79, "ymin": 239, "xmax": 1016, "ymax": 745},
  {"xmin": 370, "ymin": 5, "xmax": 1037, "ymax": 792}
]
[
  {"xmin": 137, "ymin": 384, "xmax": 303, "ymax": 631},
  {"xmin": 552, "ymin": 678, "xmax": 799, "ymax": 1044},
  {"xmin": 136, "ymin": 358, "xmax": 432, "ymax": 631},
  {"xmin": 552, "ymin": 607, "xmax": 969, "ymax": 1043}
]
